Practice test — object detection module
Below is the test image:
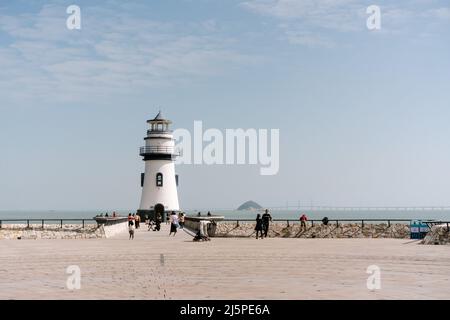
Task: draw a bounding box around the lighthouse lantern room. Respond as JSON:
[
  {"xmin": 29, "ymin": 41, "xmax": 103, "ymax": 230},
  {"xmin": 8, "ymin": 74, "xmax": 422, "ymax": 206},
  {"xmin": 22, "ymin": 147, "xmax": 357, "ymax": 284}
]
[{"xmin": 137, "ymin": 111, "xmax": 180, "ymax": 221}]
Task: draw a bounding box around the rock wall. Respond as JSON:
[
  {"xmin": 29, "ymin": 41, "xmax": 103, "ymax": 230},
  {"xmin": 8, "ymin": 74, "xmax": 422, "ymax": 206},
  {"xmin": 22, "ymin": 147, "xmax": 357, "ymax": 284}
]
[
  {"xmin": 422, "ymin": 224, "xmax": 450, "ymax": 245},
  {"xmin": 213, "ymin": 222, "xmax": 410, "ymax": 239},
  {"xmin": 0, "ymin": 224, "xmax": 103, "ymax": 240}
]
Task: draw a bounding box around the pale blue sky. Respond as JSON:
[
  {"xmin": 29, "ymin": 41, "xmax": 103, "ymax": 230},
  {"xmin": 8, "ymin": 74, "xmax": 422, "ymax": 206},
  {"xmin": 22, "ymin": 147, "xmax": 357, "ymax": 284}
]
[{"xmin": 1, "ymin": 0, "xmax": 450, "ymax": 210}]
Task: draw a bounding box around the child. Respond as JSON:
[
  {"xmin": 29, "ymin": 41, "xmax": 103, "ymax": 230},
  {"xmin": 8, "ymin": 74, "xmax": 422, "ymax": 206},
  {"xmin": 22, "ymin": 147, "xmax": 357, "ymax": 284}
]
[{"xmin": 129, "ymin": 220, "xmax": 135, "ymax": 240}]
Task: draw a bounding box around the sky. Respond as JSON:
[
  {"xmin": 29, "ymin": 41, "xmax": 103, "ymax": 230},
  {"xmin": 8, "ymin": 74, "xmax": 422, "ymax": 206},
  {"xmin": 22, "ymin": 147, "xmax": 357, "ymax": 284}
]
[{"xmin": 0, "ymin": 0, "xmax": 450, "ymax": 211}]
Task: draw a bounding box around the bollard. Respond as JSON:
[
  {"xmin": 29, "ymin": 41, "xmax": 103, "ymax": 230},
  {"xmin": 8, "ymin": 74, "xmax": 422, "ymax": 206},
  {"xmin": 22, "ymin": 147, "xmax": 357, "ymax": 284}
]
[
  {"xmin": 61, "ymin": 220, "xmax": 63, "ymax": 228},
  {"xmin": 362, "ymin": 220, "xmax": 364, "ymax": 228},
  {"xmin": 42, "ymin": 220, "xmax": 44, "ymax": 228},
  {"xmin": 287, "ymin": 220, "xmax": 290, "ymax": 227},
  {"xmin": 82, "ymin": 220, "xmax": 85, "ymax": 229},
  {"xmin": 27, "ymin": 220, "xmax": 30, "ymax": 229}
]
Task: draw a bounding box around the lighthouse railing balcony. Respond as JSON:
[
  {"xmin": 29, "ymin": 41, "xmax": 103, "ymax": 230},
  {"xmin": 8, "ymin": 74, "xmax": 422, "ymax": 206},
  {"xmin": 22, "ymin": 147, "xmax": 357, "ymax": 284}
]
[
  {"xmin": 147, "ymin": 129, "xmax": 173, "ymax": 135},
  {"xmin": 140, "ymin": 146, "xmax": 179, "ymax": 156}
]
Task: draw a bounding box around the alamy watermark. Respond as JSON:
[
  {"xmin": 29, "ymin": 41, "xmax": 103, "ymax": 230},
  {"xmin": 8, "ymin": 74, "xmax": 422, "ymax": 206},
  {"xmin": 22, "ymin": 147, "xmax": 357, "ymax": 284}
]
[
  {"xmin": 66, "ymin": 5, "xmax": 81, "ymax": 30},
  {"xmin": 66, "ymin": 5, "xmax": 379, "ymax": 32},
  {"xmin": 174, "ymin": 121, "xmax": 279, "ymax": 176},
  {"xmin": 66, "ymin": 265, "xmax": 81, "ymax": 290},
  {"xmin": 366, "ymin": 5, "xmax": 381, "ymax": 30},
  {"xmin": 366, "ymin": 265, "xmax": 381, "ymax": 290}
]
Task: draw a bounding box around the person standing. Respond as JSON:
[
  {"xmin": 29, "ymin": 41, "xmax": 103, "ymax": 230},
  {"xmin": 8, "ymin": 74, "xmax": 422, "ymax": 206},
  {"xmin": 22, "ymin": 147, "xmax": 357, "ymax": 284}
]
[
  {"xmin": 255, "ymin": 214, "xmax": 263, "ymax": 239},
  {"xmin": 179, "ymin": 212, "xmax": 185, "ymax": 229},
  {"xmin": 262, "ymin": 209, "xmax": 272, "ymax": 238},
  {"xmin": 169, "ymin": 211, "xmax": 179, "ymax": 236},
  {"xmin": 156, "ymin": 213, "xmax": 162, "ymax": 231},
  {"xmin": 300, "ymin": 213, "xmax": 308, "ymax": 231},
  {"xmin": 135, "ymin": 214, "xmax": 140, "ymax": 229}
]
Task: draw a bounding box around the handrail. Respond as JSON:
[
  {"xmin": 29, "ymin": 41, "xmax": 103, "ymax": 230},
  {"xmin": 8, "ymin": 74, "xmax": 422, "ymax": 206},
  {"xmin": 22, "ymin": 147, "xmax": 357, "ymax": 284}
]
[
  {"xmin": 140, "ymin": 146, "xmax": 175, "ymax": 155},
  {"xmin": 0, "ymin": 218, "xmax": 96, "ymax": 229},
  {"xmin": 221, "ymin": 218, "xmax": 414, "ymax": 222},
  {"xmin": 220, "ymin": 218, "xmax": 447, "ymax": 222},
  {"xmin": 218, "ymin": 218, "xmax": 450, "ymax": 228}
]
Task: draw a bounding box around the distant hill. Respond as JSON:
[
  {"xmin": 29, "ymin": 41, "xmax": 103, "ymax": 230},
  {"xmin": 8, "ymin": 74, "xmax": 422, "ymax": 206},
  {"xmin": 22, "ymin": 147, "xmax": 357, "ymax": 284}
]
[{"xmin": 237, "ymin": 200, "xmax": 262, "ymax": 211}]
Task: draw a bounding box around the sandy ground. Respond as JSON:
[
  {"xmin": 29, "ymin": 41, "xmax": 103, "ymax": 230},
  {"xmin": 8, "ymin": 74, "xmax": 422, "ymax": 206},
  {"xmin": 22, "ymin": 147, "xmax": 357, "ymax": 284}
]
[{"xmin": 0, "ymin": 224, "xmax": 449, "ymax": 300}]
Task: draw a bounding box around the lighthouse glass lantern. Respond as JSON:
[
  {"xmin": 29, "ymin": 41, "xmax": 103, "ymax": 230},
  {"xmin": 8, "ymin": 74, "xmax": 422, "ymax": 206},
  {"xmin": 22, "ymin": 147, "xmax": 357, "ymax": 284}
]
[{"xmin": 137, "ymin": 112, "xmax": 180, "ymax": 221}]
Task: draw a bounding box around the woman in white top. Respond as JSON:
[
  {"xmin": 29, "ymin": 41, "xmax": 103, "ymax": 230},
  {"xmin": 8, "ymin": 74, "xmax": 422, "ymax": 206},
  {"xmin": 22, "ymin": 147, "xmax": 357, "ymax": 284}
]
[{"xmin": 169, "ymin": 211, "xmax": 179, "ymax": 236}]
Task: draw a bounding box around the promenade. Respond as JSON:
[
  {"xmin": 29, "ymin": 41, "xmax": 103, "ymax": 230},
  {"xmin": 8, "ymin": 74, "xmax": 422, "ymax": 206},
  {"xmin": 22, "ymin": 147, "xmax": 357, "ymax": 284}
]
[{"xmin": 0, "ymin": 224, "xmax": 449, "ymax": 299}]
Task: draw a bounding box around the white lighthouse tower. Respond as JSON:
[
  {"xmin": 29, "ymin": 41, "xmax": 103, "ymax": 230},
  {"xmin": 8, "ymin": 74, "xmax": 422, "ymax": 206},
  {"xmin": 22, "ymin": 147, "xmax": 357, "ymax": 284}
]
[{"xmin": 137, "ymin": 112, "xmax": 180, "ymax": 221}]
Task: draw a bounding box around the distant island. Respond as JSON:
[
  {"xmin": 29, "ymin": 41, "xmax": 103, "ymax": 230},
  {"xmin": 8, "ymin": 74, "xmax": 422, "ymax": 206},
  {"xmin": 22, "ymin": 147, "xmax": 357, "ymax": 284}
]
[{"xmin": 237, "ymin": 200, "xmax": 262, "ymax": 211}]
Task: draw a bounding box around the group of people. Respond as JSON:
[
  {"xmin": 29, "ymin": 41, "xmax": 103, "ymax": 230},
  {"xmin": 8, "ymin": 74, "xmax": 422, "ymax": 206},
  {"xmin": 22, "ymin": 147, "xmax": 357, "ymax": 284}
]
[
  {"xmin": 128, "ymin": 211, "xmax": 187, "ymax": 239},
  {"xmin": 148, "ymin": 212, "xmax": 162, "ymax": 231},
  {"xmin": 254, "ymin": 211, "xmax": 310, "ymax": 239},
  {"xmin": 97, "ymin": 211, "xmax": 119, "ymax": 218},
  {"xmin": 254, "ymin": 209, "xmax": 273, "ymax": 239},
  {"xmin": 196, "ymin": 211, "xmax": 212, "ymax": 217},
  {"xmin": 127, "ymin": 213, "xmax": 141, "ymax": 239},
  {"xmin": 168, "ymin": 211, "xmax": 185, "ymax": 236}
]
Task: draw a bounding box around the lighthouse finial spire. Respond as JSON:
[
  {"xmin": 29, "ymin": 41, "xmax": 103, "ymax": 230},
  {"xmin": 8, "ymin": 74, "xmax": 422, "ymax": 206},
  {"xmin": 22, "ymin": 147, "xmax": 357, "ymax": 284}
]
[{"xmin": 154, "ymin": 110, "xmax": 163, "ymax": 121}]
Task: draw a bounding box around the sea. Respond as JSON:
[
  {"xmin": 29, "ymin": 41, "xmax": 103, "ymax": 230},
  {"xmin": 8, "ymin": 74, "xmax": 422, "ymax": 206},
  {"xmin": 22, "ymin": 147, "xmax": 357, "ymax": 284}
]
[{"xmin": 1, "ymin": 209, "xmax": 449, "ymax": 222}]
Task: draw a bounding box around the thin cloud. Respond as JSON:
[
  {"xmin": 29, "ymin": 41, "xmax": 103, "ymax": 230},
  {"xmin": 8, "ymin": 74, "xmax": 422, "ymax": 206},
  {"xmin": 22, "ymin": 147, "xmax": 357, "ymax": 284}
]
[
  {"xmin": 241, "ymin": 0, "xmax": 450, "ymax": 46},
  {"xmin": 0, "ymin": 3, "xmax": 257, "ymax": 104}
]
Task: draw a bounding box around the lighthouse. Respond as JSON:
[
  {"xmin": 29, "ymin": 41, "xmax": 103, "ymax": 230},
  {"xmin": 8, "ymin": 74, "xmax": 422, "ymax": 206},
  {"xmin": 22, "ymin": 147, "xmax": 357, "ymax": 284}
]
[{"xmin": 137, "ymin": 112, "xmax": 180, "ymax": 221}]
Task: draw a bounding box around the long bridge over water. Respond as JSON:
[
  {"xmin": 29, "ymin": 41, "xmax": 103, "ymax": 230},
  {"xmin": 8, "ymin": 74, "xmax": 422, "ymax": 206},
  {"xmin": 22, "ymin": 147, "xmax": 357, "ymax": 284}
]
[
  {"xmin": 264, "ymin": 205, "xmax": 450, "ymax": 211},
  {"xmin": 187, "ymin": 205, "xmax": 450, "ymax": 212}
]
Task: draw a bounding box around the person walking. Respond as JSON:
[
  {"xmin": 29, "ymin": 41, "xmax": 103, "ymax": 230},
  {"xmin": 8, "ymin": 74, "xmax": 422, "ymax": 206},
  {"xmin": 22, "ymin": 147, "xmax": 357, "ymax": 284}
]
[
  {"xmin": 262, "ymin": 209, "xmax": 272, "ymax": 238},
  {"xmin": 300, "ymin": 213, "xmax": 308, "ymax": 231},
  {"xmin": 169, "ymin": 211, "xmax": 179, "ymax": 236},
  {"xmin": 255, "ymin": 214, "xmax": 264, "ymax": 239}
]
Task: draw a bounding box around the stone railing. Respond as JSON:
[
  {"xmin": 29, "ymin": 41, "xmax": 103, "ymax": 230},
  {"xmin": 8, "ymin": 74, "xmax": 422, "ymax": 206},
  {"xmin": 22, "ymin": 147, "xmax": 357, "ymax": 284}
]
[
  {"xmin": 184, "ymin": 216, "xmax": 224, "ymax": 235},
  {"xmin": 212, "ymin": 221, "xmax": 410, "ymax": 239},
  {"xmin": 95, "ymin": 217, "xmax": 129, "ymax": 238},
  {"xmin": 0, "ymin": 217, "xmax": 129, "ymax": 240}
]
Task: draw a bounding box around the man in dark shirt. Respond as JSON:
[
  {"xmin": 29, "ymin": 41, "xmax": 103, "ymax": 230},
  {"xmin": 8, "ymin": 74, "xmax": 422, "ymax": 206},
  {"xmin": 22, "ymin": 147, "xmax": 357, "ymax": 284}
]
[{"xmin": 262, "ymin": 209, "xmax": 272, "ymax": 238}]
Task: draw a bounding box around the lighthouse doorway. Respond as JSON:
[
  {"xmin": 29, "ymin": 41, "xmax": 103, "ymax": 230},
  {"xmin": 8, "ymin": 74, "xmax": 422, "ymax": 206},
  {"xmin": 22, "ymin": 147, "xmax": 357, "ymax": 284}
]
[{"xmin": 154, "ymin": 203, "xmax": 165, "ymax": 222}]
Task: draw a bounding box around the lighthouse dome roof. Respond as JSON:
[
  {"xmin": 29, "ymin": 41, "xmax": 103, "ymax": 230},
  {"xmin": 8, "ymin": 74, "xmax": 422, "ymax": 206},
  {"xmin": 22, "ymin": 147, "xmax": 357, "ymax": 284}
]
[{"xmin": 147, "ymin": 111, "xmax": 171, "ymax": 124}]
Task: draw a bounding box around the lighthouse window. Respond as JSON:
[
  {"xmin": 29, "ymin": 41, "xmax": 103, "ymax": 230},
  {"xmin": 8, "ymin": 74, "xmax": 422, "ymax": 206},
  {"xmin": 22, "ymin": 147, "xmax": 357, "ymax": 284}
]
[{"xmin": 156, "ymin": 173, "xmax": 163, "ymax": 187}]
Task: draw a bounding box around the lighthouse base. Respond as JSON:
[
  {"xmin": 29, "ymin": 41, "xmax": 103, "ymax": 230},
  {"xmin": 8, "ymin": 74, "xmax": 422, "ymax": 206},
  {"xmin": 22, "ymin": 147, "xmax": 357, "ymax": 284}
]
[
  {"xmin": 137, "ymin": 209, "xmax": 159, "ymax": 223},
  {"xmin": 137, "ymin": 208, "xmax": 180, "ymax": 223}
]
